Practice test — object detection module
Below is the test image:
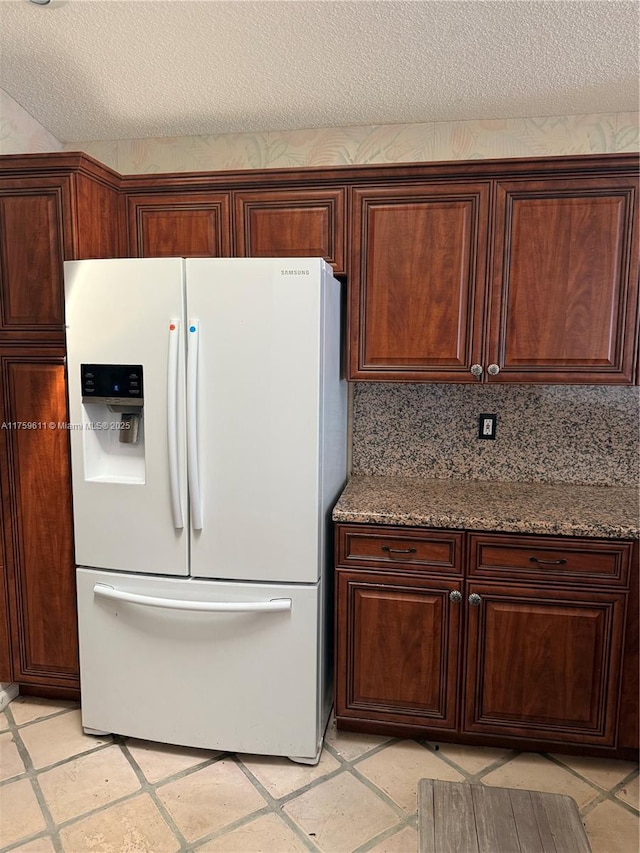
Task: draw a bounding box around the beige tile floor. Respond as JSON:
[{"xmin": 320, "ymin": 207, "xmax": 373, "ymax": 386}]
[{"xmin": 0, "ymin": 696, "xmax": 638, "ymax": 853}]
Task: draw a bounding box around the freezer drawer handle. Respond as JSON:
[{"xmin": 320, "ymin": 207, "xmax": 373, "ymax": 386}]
[
  {"xmin": 93, "ymin": 583, "xmax": 292, "ymax": 613},
  {"xmin": 167, "ymin": 318, "xmax": 184, "ymax": 529}
]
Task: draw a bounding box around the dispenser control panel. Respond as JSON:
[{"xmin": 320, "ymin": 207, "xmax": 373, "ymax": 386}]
[{"xmin": 81, "ymin": 364, "xmax": 144, "ymax": 406}]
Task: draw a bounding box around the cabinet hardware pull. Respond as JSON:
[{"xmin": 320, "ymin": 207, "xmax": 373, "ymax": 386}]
[
  {"xmin": 470, "ymin": 364, "xmax": 483, "ymax": 378},
  {"xmin": 529, "ymin": 557, "xmax": 567, "ymax": 565},
  {"xmin": 381, "ymin": 546, "xmax": 417, "ymax": 555},
  {"xmin": 487, "ymin": 363, "xmax": 500, "ymax": 375},
  {"xmin": 449, "ymin": 590, "xmax": 462, "ymax": 603},
  {"xmin": 468, "ymin": 593, "xmax": 482, "ymax": 606}
]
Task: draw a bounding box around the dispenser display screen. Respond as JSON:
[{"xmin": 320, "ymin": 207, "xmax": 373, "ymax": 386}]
[{"xmin": 81, "ymin": 364, "xmax": 144, "ymax": 405}]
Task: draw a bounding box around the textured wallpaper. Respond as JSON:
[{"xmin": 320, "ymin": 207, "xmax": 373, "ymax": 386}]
[
  {"xmin": 0, "ymin": 89, "xmax": 62, "ymax": 155},
  {"xmin": 352, "ymin": 384, "xmax": 640, "ymax": 487},
  {"xmin": 65, "ymin": 111, "xmax": 639, "ymax": 173}
]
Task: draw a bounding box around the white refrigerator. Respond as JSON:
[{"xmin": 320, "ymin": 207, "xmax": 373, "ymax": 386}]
[{"xmin": 64, "ymin": 257, "xmax": 347, "ymax": 764}]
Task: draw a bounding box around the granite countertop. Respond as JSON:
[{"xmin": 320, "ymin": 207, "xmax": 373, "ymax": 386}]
[{"xmin": 332, "ymin": 475, "xmax": 640, "ymax": 539}]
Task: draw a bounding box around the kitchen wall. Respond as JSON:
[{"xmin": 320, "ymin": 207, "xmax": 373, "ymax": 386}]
[
  {"xmin": 0, "ymin": 89, "xmax": 62, "ymax": 155},
  {"xmin": 64, "ymin": 111, "xmax": 639, "ymax": 172}
]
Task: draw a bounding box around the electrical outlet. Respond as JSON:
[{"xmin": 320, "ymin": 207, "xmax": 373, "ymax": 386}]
[{"xmin": 478, "ymin": 413, "xmax": 497, "ymax": 440}]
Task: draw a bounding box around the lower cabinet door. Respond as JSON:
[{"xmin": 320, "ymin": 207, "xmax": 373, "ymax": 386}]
[
  {"xmin": 464, "ymin": 583, "xmax": 626, "ymax": 745},
  {"xmin": 336, "ymin": 571, "xmax": 461, "ymax": 729},
  {"xmin": 0, "ymin": 351, "xmax": 79, "ymax": 688}
]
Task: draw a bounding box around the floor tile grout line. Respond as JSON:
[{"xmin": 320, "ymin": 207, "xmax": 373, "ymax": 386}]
[
  {"xmin": 235, "ymin": 753, "xmax": 408, "ymax": 852},
  {"xmin": 0, "ymin": 830, "xmax": 58, "ymax": 853},
  {"xmin": 542, "ymin": 752, "xmax": 640, "ymax": 816},
  {"xmin": 544, "ymin": 750, "xmax": 636, "ymax": 791},
  {"xmin": 348, "ymin": 763, "xmax": 421, "ymax": 821},
  {"xmin": 4, "ymin": 704, "xmax": 80, "ymax": 732},
  {"xmin": 417, "ymin": 739, "xmax": 520, "ymax": 781},
  {"xmin": 233, "ymin": 755, "xmax": 323, "ymax": 851},
  {"xmin": 244, "ymin": 761, "xmax": 345, "ymax": 808},
  {"xmin": 184, "ymin": 802, "xmax": 316, "ymax": 853},
  {"xmin": 325, "ymin": 735, "xmax": 402, "ymax": 768},
  {"xmin": 1, "ymin": 716, "xmax": 66, "ymax": 852},
  {"xmin": 351, "ymin": 817, "xmax": 418, "ymax": 853},
  {"xmin": 578, "ymin": 789, "xmax": 613, "ymax": 820},
  {"xmin": 0, "ymin": 738, "xmax": 117, "ymax": 790},
  {"xmin": 118, "ymin": 736, "xmax": 224, "ymax": 789},
  {"xmin": 115, "ymin": 738, "xmax": 195, "ymax": 852},
  {"xmin": 118, "ymin": 739, "xmax": 312, "ymax": 852},
  {"xmin": 2, "ymin": 699, "xmax": 638, "ymax": 852}
]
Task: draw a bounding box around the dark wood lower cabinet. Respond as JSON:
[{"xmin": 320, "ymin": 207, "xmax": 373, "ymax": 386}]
[
  {"xmin": 0, "ymin": 494, "xmax": 12, "ymax": 682},
  {"xmin": 335, "ymin": 524, "xmax": 637, "ymax": 758},
  {"xmin": 464, "ymin": 583, "xmax": 625, "ymax": 745},
  {"xmin": 0, "ymin": 349, "xmax": 79, "ymax": 691},
  {"xmin": 336, "ymin": 572, "xmax": 460, "ymax": 729}
]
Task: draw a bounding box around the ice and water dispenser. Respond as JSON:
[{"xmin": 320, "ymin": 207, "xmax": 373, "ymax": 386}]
[{"xmin": 80, "ymin": 364, "xmax": 146, "ymax": 483}]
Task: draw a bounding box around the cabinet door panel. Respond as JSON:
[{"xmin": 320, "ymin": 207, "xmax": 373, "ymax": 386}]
[
  {"xmin": 0, "ymin": 484, "xmax": 11, "ymax": 683},
  {"xmin": 464, "ymin": 584, "xmax": 625, "ymax": 745},
  {"xmin": 1, "ymin": 353, "xmax": 78, "ymax": 686},
  {"xmin": 488, "ymin": 177, "xmax": 639, "ymax": 383},
  {"xmin": 0, "ymin": 180, "xmax": 73, "ymax": 336},
  {"xmin": 336, "ymin": 571, "xmax": 460, "ymax": 728},
  {"xmin": 234, "ymin": 189, "xmax": 346, "ymax": 274},
  {"xmin": 350, "ymin": 184, "xmax": 489, "ymax": 381},
  {"xmin": 127, "ymin": 193, "xmax": 231, "ymax": 258}
]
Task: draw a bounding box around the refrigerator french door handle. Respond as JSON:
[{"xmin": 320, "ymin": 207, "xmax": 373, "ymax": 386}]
[
  {"xmin": 167, "ymin": 319, "xmax": 184, "ymax": 529},
  {"xmin": 93, "ymin": 584, "xmax": 292, "ymax": 613},
  {"xmin": 187, "ymin": 319, "xmax": 203, "ymax": 530}
]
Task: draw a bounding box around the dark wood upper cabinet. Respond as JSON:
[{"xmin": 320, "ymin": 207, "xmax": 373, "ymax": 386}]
[
  {"xmin": 487, "ymin": 176, "xmax": 639, "ymax": 383},
  {"xmin": 126, "ymin": 192, "xmax": 232, "ymax": 258},
  {"xmin": 348, "ymin": 158, "xmax": 639, "ymax": 384},
  {"xmin": 234, "ymin": 188, "xmax": 346, "ymax": 274},
  {"xmin": 0, "ymin": 179, "xmax": 73, "ymax": 338},
  {"xmin": 350, "ymin": 184, "xmax": 490, "ymax": 381},
  {"xmin": 0, "ymin": 350, "xmax": 79, "ymax": 688},
  {"xmin": 0, "ymin": 155, "xmax": 123, "ymax": 345}
]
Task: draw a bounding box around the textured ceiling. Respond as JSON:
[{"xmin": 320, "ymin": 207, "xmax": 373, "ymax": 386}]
[{"xmin": 0, "ymin": 0, "xmax": 638, "ymax": 143}]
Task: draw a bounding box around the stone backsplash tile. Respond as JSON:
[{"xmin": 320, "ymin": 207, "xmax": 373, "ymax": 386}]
[{"xmin": 351, "ymin": 383, "xmax": 639, "ymax": 487}]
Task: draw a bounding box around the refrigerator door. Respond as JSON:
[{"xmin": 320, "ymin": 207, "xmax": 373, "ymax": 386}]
[
  {"xmin": 185, "ymin": 258, "xmax": 345, "ymax": 583},
  {"xmin": 77, "ymin": 568, "xmax": 326, "ymax": 761},
  {"xmin": 65, "ymin": 258, "xmax": 189, "ymax": 576}
]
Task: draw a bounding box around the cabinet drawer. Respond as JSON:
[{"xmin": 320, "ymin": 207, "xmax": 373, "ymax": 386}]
[
  {"xmin": 336, "ymin": 525, "xmax": 462, "ymax": 574},
  {"xmin": 469, "ymin": 534, "xmax": 631, "ymax": 587}
]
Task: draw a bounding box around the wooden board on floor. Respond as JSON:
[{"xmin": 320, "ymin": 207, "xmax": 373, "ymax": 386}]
[{"xmin": 418, "ymin": 779, "xmax": 592, "ymax": 853}]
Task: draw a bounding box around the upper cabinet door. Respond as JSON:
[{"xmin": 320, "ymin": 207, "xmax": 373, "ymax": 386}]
[
  {"xmin": 0, "ymin": 178, "xmax": 74, "ymax": 341},
  {"xmin": 350, "ymin": 184, "xmax": 490, "ymax": 381},
  {"xmin": 487, "ymin": 177, "xmax": 639, "ymax": 383},
  {"xmin": 127, "ymin": 193, "xmax": 232, "ymax": 258},
  {"xmin": 234, "ymin": 188, "xmax": 346, "ymax": 274}
]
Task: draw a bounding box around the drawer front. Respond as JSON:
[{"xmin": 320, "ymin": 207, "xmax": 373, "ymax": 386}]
[
  {"xmin": 336, "ymin": 525, "xmax": 463, "ymax": 574},
  {"xmin": 469, "ymin": 534, "xmax": 631, "ymax": 587}
]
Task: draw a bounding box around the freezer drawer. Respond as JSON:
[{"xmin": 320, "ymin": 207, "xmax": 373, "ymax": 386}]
[{"xmin": 77, "ymin": 569, "xmax": 328, "ymax": 762}]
